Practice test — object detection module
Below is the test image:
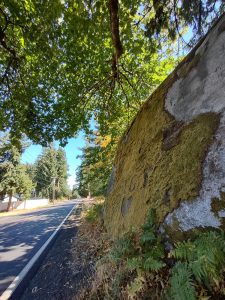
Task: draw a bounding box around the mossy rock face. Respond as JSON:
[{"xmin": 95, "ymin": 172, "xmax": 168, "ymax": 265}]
[
  {"xmin": 104, "ymin": 84, "xmax": 219, "ymax": 238},
  {"xmin": 104, "ymin": 14, "xmax": 225, "ymax": 240}
]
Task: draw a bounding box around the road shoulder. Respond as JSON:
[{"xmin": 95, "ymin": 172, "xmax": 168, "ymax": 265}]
[{"xmin": 20, "ymin": 203, "xmax": 84, "ymax": 300}]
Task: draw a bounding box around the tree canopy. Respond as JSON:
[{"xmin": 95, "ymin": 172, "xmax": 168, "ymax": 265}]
[{"xmin": 0, "ymin": 0, "xmax": 224, "ymax": 145}]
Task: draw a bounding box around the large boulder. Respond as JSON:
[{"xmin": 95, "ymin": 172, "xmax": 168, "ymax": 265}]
[{"xmin": 104, "ymin": 14, "xmax": 225, "ymax": 240}]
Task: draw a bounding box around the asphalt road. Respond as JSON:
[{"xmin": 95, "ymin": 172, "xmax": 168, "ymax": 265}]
[{"xmin": 0, "ymin": 201, "xmax": 76, "ymax": 296}]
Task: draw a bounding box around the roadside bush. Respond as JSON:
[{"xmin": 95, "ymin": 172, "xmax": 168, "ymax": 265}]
[
  {"xmin": 92, "ymin": 209, "xmax": 167, "ymax": 299},
  {"xmin": 109, "ymin": 210, "xmax": 165, "ymax": 272},
  {"xmin": 85, "ymin": 203, "xmax": 104, "ymax": 223}
]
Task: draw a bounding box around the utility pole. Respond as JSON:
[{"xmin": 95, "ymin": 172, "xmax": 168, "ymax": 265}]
[
  {"xmin": 51, "ymin": 177, "xmax": 57, "ymax": 204},
  {"xmin": 88, "ymin": 182, "xmax": 91, "ymax": 199}
]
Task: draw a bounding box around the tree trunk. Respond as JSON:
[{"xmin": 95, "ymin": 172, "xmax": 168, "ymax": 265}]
[{"xmin": 7, "ymin": 191, "xmax": 12, "ymax": 212}]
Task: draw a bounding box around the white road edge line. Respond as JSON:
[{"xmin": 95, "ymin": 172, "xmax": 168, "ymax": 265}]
[{"xmin": 0, "ymin": 203, "xmax": 76, "ymax": 300}]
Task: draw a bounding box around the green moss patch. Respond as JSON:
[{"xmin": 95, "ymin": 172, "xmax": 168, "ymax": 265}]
[{"xmin": 104, "ymin": 73, "xmax": 220, "ymax": 238}]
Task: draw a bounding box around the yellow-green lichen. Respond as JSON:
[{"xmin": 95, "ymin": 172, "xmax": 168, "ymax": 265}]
[{"xmin": 104, "ymin": 75, "xmax": 220, "ymax": 238}]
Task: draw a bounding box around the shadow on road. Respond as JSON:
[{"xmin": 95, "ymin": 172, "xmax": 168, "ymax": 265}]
[{"xmin": 0, "ymin": 201, "xmax": 77, "ymax": 295}]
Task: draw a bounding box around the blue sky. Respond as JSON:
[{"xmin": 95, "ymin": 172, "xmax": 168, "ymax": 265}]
[{"xmin": 21, "ymin": 131, "xmax": 86, "ymax": 189}]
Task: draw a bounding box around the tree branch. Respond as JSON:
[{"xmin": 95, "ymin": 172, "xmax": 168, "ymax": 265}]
[
  {"xmin": 173, "ymin": 0, "xmax": 192, "ymax": 49},
  {"xmin": 134, "ymin": 5, "xmax": 153, "ymax": 27},
  {"xmin": 108, "ymin": 0, "xmax": 123, "ymax": 80}
]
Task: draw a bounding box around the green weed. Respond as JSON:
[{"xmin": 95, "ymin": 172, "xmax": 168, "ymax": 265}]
[{"xmin": 85, "ymin": 203, "xmax": 104, "ymax": 223}]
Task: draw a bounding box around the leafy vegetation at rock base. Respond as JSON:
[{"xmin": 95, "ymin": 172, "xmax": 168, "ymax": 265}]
[
  {"xmin": 85, "ymin": 202, "xmax": 104, "ymax": 223},
  {"xmin": 79, "ymin": 205, "xmax": 225, "ymax": 300}
]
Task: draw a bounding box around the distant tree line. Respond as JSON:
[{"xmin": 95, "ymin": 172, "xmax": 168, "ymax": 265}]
[
  {"xmin": 32, "ymin": 145, "xmax": 70, "ymax": 200},
  {"xmin": 76, "ymin": 130, "xmax": 115, "ymax": 197},
  {"xmin": 0, "ymin": 134, "xmax": 70, "ymax": 211}
]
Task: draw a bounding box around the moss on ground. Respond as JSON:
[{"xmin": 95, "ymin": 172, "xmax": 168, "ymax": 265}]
[{"xmin": 104, "ymin": 72, "xmax": 220, "ymax": 238}]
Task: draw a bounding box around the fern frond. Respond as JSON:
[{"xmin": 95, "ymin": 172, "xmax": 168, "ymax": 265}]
[
  {"xmin": 127, "ymin": 274, "xmax": 145, "ymax": 300},
  {"xmin": 149, "ymin": 244, "xmax": 165, "ymax": 258},
  {"xmin": 171, "ymin": 231, "xmax": 225, "ymax": 288},
  {"xmin": 171, "ymin": 241, "xmax": 196, "ymax": 261},
  {"xmin": 167, "ymin": 262, "xmax": 197, "ymax": 300},
  {"xmin": 190, "ymin": 259, "xmax": 209, "ymax": 285},
  {"xmin": 109, "ymin": 231, "xmax": 137, "ymax": 261},
  {"xmin": 140, "ymin": 231, "xmax": 156, "ymax": 244},
  {"xmin": 127, "ymin": 257, "xmax": 142, "ymax": 270},
  {"xmin": 141, "ymin": 209, "xmax": 156, "ymax": 231},
  {"xmin": 143, "ymin": 256, "xmax": 165, "ymax": 271}
]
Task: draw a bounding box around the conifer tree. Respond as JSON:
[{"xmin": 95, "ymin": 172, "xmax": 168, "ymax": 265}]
[
  {"xmin": 0, "ymin": 134, "xmax": 33, "ymax": 210},
  {"xmin": 34, "ymin": 146, "xmax": 69, "ymax": 199}
]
